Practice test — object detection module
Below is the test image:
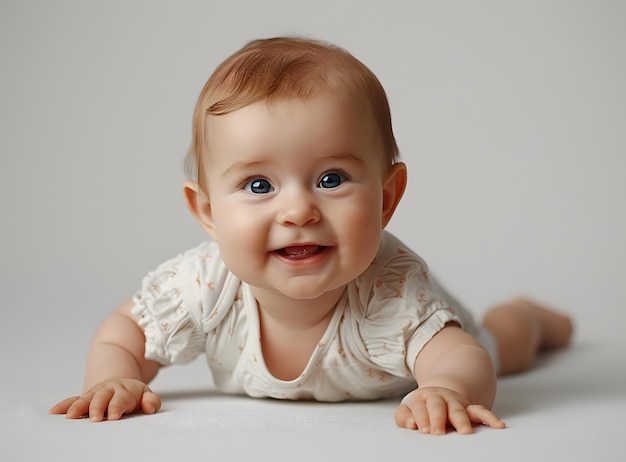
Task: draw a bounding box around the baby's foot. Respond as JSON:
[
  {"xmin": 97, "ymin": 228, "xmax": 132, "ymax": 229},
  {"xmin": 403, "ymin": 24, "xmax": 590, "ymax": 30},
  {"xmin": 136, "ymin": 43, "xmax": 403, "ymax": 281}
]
[{"xmin": 515, "ymin": 298, "xmax": 573, "ymax": 349}]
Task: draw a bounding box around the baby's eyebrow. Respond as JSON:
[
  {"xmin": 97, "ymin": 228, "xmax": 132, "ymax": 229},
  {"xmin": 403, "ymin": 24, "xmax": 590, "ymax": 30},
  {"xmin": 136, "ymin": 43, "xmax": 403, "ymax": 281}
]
[
  {"xmin": 220, "ymin": 152, "xmax": 366, "ymax": 178},
  {"xmin": 221, "ymin": 160, "xmax": 268, "ymax": 177},
  {"xmin": 323, "ymin": 152, "xmax": 367, "ymax": 165}
]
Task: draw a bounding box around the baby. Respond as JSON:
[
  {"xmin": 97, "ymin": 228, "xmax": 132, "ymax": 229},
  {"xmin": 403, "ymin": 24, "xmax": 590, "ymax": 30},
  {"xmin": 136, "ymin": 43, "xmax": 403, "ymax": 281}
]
[{"xmin": 50, "ymin": 37, "xmax": 572, "ymax": 434}]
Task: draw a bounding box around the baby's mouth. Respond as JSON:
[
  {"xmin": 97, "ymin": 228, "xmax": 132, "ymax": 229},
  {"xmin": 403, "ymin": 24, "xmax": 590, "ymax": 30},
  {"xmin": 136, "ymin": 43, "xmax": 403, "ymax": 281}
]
[{"xmin": 276, "ymin": 245, "xmax": 327, "ymax": 259}]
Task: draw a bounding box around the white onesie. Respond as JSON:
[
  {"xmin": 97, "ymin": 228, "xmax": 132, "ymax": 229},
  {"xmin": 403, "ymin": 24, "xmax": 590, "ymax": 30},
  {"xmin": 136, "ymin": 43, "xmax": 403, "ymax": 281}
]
[{"xmin": 131, "ymin": 231, "xmax": 491, "ymax": 402}]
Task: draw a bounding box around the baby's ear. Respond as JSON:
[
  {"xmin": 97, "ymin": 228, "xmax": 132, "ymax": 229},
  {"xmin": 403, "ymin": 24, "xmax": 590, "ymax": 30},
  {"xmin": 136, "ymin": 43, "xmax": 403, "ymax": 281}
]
[
  {"xmin": 183, "ymin": 181, "xmax": 218, "ymax": 241},
  {"xmin": 381, "ymin": 162, "xmax": 407, "ymax": 228}
]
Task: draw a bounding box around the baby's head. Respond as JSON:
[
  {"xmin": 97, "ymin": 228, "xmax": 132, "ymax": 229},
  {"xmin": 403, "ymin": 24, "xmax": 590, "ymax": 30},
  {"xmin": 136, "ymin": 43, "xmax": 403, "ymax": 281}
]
[
  {"xmin": 185, "ymin": 37, "xmax": 400, "ymax": 189},
  {"xmin": 183, "ymin": 38, "xmax": 408, "ymax": 300}
]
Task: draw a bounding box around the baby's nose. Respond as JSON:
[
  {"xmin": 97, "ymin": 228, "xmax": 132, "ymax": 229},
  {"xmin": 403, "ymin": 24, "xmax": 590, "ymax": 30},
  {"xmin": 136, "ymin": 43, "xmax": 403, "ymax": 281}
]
[{"xmin": 276, "ymin": 192, "xmax": 321, "ymax": 227}]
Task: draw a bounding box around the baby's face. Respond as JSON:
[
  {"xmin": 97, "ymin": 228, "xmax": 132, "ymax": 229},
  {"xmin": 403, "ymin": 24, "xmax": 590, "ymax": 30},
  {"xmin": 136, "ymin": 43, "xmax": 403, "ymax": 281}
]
[{"xmin": 201, "ymin": 95, "xmax": 391, "ymax": 301}]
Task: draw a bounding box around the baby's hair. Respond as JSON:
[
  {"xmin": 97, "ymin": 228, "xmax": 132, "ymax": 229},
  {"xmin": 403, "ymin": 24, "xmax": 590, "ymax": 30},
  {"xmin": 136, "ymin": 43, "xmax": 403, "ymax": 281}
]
[{"xmin": 185, "ymin": 37, "xmax": 399, "ymax": 187}]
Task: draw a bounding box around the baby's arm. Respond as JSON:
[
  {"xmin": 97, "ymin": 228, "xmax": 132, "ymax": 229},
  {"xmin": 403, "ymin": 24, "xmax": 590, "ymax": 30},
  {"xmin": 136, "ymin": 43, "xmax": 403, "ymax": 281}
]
[
  {"xmin": 394, "ymin": 324, "xmax": 505, "ymax": 434},
  {"xmin": 49, "ymin": 300, "xmax": 162, "ymax": 421}
]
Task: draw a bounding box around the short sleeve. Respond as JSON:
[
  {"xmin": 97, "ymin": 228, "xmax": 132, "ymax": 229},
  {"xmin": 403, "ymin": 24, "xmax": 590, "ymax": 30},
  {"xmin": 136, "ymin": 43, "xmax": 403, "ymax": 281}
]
[
  {"xmin": 131, "ymin": 240, "xmax": 237, "ymax": 366},
  {"xmin": 358, "ymin": 233, "xmax": 462, "ymax": 379},
  {"xmin": 131, "ymin": 254, "xmax": 204, "ymax": 365}
]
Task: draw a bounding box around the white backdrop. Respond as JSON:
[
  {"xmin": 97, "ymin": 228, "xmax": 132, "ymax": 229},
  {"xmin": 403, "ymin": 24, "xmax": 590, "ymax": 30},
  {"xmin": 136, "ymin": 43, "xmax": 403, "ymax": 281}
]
[{"xmin": 1, "ymin": 0, "xmax": 624, "ymax": 398}]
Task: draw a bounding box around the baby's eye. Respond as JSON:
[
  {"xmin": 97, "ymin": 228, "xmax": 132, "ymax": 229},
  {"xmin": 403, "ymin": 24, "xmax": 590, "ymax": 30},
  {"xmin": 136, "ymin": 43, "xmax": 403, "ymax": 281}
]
[
  {"xmin": 244, "ymin": 178, "xmax": 274, "ymax": 194},
  {"xmin": 318, "ymin": 172, "xmax": 346, "ymax": 189}
]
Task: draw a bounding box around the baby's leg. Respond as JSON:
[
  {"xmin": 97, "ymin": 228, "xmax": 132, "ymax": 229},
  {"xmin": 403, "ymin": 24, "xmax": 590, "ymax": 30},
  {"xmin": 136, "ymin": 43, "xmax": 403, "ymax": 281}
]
[{"xmin": 482, "ymin": 298, "xmax": 573, "ymax": 375}]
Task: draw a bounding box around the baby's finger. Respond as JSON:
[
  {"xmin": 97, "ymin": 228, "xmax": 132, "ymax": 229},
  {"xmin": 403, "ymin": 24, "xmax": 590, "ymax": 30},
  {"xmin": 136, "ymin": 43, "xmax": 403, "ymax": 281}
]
[
  {"xmin": 65, "ymin": 396, "xmax": 94, "ymax": 419},
  {"xmin": 425, "ymin": 395, "xmax": 448, "ymax": 434},
  {"xmin": 106, "ymin": 390, "xmax": 139, "ymax": 421},
  {"xmin": 466, "ymin": 404, "xmax": 506, "ymax": 429},
  {"xmin": 394, "ymin": 403, "xmax": 417, "ymax": 429},
  {"xmin": 140, "ymin": 391, "xmax": 162, "ymax": 415},
  {"xmin": 48, "ymin": 396, "xmax": 81, "ymax": 415},
  {"xmin": 447, "ymin": 402, "xmax": 474, "ymax": 434},
  {"xmin": 409, "ymin": 400, "xmax": 432, "ymax": 433},
  {"xmin": 88, "ymin": 388, "xmax": 115, "ymax": 422}
]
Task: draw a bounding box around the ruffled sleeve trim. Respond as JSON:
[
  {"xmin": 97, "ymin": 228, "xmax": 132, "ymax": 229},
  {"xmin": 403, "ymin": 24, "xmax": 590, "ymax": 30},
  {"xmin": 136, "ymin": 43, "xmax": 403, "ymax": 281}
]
[
  {"xmin": 357, "ymin": 232, "xmax": 463, "ymax": 379},
  {"xmin": 404, "ymin": 308, "xmax": 460, "ymax": 377},
  {"xmin": 131, "ymin": 241, "xmax": 226, "ymax": 365}
]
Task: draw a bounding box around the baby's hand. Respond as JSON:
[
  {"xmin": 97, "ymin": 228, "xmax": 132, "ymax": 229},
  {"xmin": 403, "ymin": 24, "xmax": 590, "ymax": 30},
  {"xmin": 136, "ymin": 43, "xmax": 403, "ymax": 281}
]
[
  {"xmin": 49, "ymin": 378, "xmax": 161, "ymax": 422},
  {"xmin": 394, "ymin": 387, "xmax": 505, "ymax": 434}
]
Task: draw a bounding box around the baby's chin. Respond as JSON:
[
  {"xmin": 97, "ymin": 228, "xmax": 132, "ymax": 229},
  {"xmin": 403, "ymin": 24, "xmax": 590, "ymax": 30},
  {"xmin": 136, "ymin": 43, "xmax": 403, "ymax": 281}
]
[{"xmin": 250, "ymin": 280, "xmax": 349, "ymax": 303}]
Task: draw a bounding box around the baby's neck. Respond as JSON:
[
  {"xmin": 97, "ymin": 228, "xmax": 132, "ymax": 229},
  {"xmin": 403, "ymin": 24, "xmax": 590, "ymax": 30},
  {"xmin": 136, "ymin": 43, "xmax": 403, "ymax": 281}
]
[
  {"xmin": 251, "ymin": 285, "xmax": 345, "ymax": 331},
  {"xmin": 251, "ymin": 285, "xmax": 345, "ymax": 381}
]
